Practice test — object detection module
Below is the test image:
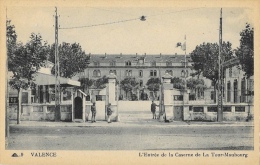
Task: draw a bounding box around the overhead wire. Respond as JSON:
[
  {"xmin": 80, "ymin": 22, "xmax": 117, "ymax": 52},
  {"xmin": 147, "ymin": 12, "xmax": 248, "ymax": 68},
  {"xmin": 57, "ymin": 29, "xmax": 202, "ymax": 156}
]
[
  {"xmin": 59, "ymin": 17, "xmax": 140, "ymax": 29},
  {"xmin": 59, "ymin": 7, "xmax": 204, "ymax": 30}
]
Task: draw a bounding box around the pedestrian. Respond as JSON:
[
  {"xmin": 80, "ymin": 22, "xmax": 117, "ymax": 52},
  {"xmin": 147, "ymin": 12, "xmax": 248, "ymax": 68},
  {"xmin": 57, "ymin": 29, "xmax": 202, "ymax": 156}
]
[
  {"xmin": 107, "ymin": 103, "xmax": 113, "ymax": 123},
  {"xmin": 151, "ymin": 100, "xmax": 158, "ymax": 119},
  {"xmin": 91, "ymin": 102, "xmax": 96, "ymax": 122}
]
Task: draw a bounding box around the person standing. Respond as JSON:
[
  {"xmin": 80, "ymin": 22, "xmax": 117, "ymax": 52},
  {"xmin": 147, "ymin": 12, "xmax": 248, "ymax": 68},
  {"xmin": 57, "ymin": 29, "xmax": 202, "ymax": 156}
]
[
  {"xmin": 91, "ymin": 102, "xmax": 96, "ymax": 123},
  {"xmin": 107, "ymin": 103, "xmax": 113, "ymax": 123},
  {"xmin": 151, "ymin": 100, "xmax": 158, "ymax": 119}
]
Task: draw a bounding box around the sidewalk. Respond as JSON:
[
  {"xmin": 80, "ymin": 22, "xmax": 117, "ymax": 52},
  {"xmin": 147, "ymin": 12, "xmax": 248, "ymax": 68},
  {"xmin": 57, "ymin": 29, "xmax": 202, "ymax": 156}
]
[{"xmin": 9, "ymin": 119, "xmax": 254, "ymax": 128}]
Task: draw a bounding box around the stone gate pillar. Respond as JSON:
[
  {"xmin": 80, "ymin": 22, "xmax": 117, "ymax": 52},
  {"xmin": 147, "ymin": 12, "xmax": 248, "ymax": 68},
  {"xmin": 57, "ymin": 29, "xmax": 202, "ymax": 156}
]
[
  {"xmin": 162, "ymin": 73, "xmax": 173, "ymax": 121},
  {"xmin": 183, "ymin": 89, "xmax": 190, "ymax": 120},
  {"xmin": 107, "ymin": 73, "xmax": 119, "ymax": 122}
]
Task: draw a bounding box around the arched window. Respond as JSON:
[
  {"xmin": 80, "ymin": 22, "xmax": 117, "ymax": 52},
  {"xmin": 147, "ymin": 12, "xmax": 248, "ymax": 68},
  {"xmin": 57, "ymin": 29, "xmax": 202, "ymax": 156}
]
[
  {"xmin": 150, "ymin": 70, "xmax": 157, "ymax": 77},
  {"xmin": 93, "ymin": 70, "xmax": 97, "ymax": 77},
  {"xmin": 181, "ymin": 70, "xmax": 185, "ymax": 77},
  {"xmin": 97, "ymin": 70, "xmax": 101, "ymax": 77},
  {"xmin": 140, "ymin": 80, "xmax": 143, "ymax": 87},
  {"xmin": 139, "ymin": 70, "xmax": 143, "ymax": 77}
]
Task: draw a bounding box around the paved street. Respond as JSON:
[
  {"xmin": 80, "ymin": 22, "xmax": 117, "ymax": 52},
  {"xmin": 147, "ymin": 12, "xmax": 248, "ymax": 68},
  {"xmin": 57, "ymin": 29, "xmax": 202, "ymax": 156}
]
[{"xmin": 7, "ymin": 120, "xmax": 254, "ymax": 150}]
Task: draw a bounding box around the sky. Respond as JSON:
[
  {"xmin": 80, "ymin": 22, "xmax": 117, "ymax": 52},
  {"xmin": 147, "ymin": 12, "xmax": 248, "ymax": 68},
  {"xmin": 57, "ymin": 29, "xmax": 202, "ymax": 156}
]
[{"xmin": 7, "ymin": 6, "xmax": 253, "ymax": 55}]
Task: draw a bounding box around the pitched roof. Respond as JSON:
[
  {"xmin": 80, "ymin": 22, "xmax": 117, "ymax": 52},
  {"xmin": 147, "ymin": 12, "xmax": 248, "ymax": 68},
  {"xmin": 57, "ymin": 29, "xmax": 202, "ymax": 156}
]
[{"xmin": 88, "ymin": 54, "xmax": 192, "ymax": 63}]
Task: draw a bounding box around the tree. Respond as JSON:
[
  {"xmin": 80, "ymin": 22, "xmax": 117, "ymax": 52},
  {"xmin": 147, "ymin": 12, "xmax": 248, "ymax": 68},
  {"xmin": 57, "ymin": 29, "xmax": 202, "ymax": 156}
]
[
  {"xmin": 190, "ymin": 42, "xmax": 233, "ymax": 101},
  {"xmin": 120, "ymin": 77, "xmax": 139, "ymax": 100},
  {"xmin": 186, "ymin": 78, "xmax": 207, "ymax": 100},
  {"xmin": 171, "ymin": 77, "xmax": 185, "ymax": 90},
  {"xmin": 8, "ymin": 28, "xmax": 47, "ymax": 124},
  {"xmin": 94, "ymin": 76, "xmax": 109, "ymax": 89},
  {"xmin": 49, "ymin": 42, "xmax": 90, "ymax": 78},
  {"xmin": 146, "ymin": 77, "xmax": 161, "ymax": 100},
  {"xmin": 235, "ymin": 23, "xmax": 254, "ymax": 78},
  {"xmin": 78, "ymin": 77, "xmax": 94, "ymax": 92}
]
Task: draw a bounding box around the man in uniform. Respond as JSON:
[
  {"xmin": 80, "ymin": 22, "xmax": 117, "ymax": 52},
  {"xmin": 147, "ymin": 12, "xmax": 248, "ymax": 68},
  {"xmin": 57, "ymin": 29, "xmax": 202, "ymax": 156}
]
[
  {"xmin": 107, "ymin": 103, "xmax": 113, "ymax": 123},
  {"xmin": 91, "ymin": 102, "xmax": 96, "ymax": 122},
  {"xmin": 151, "ymin": 100, "xmax": 158, "ymax": 119}
]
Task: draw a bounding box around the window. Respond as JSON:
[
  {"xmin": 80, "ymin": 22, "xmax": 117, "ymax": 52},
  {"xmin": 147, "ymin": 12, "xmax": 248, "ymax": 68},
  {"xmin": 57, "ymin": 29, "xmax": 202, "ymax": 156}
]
[
  {"xmin": 109, "ymin": 70, "xmax": 117, "ymax": 75},
  {"xmin": 9, "ymin": 97, "xmax": 18, "ymax": 104},
  {"xmin": 125, "ymin": 61, "xmax": 131, "ymax": 66},
  {"xmin": 94, "ymin": 61, "xmax": 100, "ymax": 66},
  {"xmin": 125, "ymin": 70, "xmax": 132, "ymax": 77},
  {"xmin": 139, "ymin": 70, "xmax": 143, "ymax": 77},
  {"xmin": 241, "ymin": 78, "xmax": 246, "ymax": 102},
  {"xmin": 150, "ymin": 70, "xmax": 157, "ymax": 77},
  {"xmin": 211, "ymin": 81, "xmax": 214, "ymax": 86},
  {"xmin": 229, "ymin": 67, "xmax": 232, "ymax": 77},
  {"xmin": 223, "ymin": 106, "xmax": 231, "ymax": 112},
  {"xmin": 140, "ymin": 80, "xmax": 143, "ymax": 87},
  {"xmin": 110, "ymin": 61, "xmax": 116, "ymax": 66},
  {"xmin": 151, "ymin": 61, "xmax": 156, "ymax": 66},
  {"xmin": 235, "ymin": 106, "xmax": 245, "ymax": 112},
  {"xmin": 181, "ymin": 70, "xmax": 185, "ymax": 77},
  {"xmin": 193, "ymin": 107, "xmax": 203, "ymax": 112},
  {"xmin": 166, "ymin": 61, "xmax": 172, "ymax": 66},
  {"xmin": 166, "ymin": 70, "xmax": 173, "ymax": 76},
  {"xmin": 234, "ymin": 79, "xmax": 238, "ymax": 103},
  {"xmin": 227, "ymin": 81, "xmax": 231, "ymax": 102},
  {"xmin": 211, "ymin": 91, "xmax": 215, "ymax": 100},
  {"xmin": 207, "ymin": 106, "xmax": 217, "ymax": 112},
  {"xmin": 93, "ymin": 70, "xmax": 101, "ymax": 77},
  {"xmin": 174, "ymin": 95, "xmax": 183, "ymax": 101}
]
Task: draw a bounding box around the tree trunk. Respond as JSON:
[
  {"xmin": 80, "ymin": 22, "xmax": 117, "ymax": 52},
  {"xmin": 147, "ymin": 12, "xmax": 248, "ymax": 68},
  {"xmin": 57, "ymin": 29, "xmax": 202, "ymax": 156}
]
[{"xmin": 17, "ymin": 89, "xmax": 21, "ymax": 124}]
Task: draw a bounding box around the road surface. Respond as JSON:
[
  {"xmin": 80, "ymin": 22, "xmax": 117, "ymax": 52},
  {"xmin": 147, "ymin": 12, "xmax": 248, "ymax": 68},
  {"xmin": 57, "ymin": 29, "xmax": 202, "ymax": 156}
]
[{"xmin": 7, "ymin": 124, "xmax": 253, "ymax": 150}]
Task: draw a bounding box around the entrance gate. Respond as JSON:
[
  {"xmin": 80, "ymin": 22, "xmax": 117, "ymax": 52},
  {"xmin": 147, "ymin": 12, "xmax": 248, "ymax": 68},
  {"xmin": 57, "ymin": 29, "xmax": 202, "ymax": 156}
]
[{"xmin": 74, "ymin": 96, "xmax": 83, "ymax": 119}]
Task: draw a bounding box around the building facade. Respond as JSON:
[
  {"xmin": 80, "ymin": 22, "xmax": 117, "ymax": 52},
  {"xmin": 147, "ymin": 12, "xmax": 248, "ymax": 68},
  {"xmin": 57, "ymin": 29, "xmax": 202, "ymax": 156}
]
[{"xmin": 75, "ymin": 53, "xmax": 214, "ymax": 101}]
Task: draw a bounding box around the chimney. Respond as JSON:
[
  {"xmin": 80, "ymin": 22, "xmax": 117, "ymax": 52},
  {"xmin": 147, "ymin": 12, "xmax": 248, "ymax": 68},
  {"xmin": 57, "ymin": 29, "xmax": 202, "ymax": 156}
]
[
  {"xmin": 175, "ymin": 53, "xmax": 177, "ymax": 55},
  {"xmin": 144, "ymin": 53, "xmax": 146, "ymax": 57},
  {"xmin": 160, "ymin": 53, "xmax": 162, "ymax": 58},
  {"xmin": 120, "ymin": 53, "xmax": 122, "ymax": 58},
  {"xmin": 105, "ymin": 53, "xmax": 107, "ymax": 58},
  {"xmin": 89, "ymin": 53, "xmax": 91, "ymax": 58},
  {"xmin": 136, "ymin": 53, "xmax": 138, "ymax": 58}
]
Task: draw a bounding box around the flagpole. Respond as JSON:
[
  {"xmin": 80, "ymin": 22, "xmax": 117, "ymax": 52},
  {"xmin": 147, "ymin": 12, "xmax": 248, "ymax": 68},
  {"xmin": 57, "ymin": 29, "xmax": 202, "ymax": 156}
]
[{"xmin": 184, "ymin": 35, "xmax": 187, "ymax": 92}]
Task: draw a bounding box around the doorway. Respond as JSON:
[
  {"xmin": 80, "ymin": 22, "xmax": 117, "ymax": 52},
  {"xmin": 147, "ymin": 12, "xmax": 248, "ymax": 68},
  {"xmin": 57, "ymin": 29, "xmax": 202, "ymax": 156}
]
[
  {"xmin": 74, "ymin": 97, "xmax": 83, "ymax": 119},
  {"xmin": 174, "ymin": 106, "xmax": 183, "ymax": 121}
]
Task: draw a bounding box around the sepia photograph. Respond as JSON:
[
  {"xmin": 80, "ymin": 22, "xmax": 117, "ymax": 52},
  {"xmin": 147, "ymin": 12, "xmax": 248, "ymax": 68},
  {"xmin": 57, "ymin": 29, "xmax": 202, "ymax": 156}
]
[{"xmin": 0, "ymin": 0, "xmax": 259, "ymax": 165}]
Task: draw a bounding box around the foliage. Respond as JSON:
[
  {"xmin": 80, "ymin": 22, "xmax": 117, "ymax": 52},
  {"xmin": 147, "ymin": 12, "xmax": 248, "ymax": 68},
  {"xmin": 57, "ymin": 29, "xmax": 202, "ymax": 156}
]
[
  {"xmin": 186, "ymin": 78, "xmax": 207, "ymax": 91},
  {"xmin": 120, "ymin": 77, "xmax": 139, "ymax": 98},
  {"xmin": 171, "ymin": 77, "xmax": 185, "ymax": 89},
  {"xmin": 7, "ymin": 21, "xmax": 48, "ymax": 123},
  {"xmin": 146, "ymin": 77, "xmax": 161, "ymax": 92},
  {"xmin": 94, "ymin": 76, "xmax": 109, "ymax": 89},
  {"xmin": 190, "ymin": 42, "xmax": 234, "ymax": 86},
  {"xmin": 8, "ymin": 32, "xmax": 48, "ymax": 90},
  {"xmin": 49, "ymin": 42, "xmax": 90, "ymax": 78},
  {"xmin": 78, "ymin": 77, "xmax": 94, "ymax": 92},
  {"xmin": 235, "ymin": 23, "xmax": 254, "ymax": 78}
]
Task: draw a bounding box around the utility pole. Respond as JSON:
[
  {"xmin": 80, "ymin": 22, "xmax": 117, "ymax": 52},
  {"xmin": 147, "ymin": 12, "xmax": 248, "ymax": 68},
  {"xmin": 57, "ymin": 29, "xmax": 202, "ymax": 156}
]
[
  {"xmin": 217, "ymin": 8, "xmax": 223, "ymax": 122},
  {"xmin": 6, "ymin": 7, "xmax": 10, "ymax": 140},
  {"xmin": 54, "ymin": 7, "xmax": 61, "ymax": 121}
]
